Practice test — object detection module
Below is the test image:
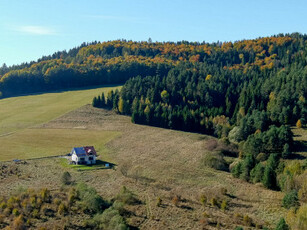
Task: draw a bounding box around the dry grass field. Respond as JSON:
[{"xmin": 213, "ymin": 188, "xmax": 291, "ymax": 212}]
[{"xmin": 0, "ymin": 105, "xmax": 290, "ymax": 229}]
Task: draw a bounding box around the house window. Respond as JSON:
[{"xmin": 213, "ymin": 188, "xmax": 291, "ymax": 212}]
[
  {"xmin": 89, "ymin": 157, "xmax": 93, "ymax": 161},
  {"xmin": 80, "ymin": 157, "xmax": 85, "ymax": 161}
]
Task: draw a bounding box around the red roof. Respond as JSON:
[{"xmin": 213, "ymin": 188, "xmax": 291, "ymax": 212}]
[{"xmin": 83, "ymin": 146, "xmax": 97, "ymax": 156}]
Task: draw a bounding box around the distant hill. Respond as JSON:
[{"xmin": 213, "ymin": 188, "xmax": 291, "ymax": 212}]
[{"xmin": 0, "ymin": 33, "xmax": 306, "ymax": 100}]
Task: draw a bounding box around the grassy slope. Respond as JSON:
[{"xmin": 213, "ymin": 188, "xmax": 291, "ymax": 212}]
[
  {"xmin": 0, "ymin": 85, "xmax": 121, "ymax": 135},
  {"xmin": 0, "ymin": 128, "xmax": 120, "ymax": 161},
  {"xmin": 0, "ymin": 85, "xmax": 121, "ymax": 161},
  {"xmin": 37, "ymin": 105, "xmax": 286, "ymax": 229}
]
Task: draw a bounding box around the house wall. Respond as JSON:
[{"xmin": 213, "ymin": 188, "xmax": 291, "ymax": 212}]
[{"xmin": 72, "ymin": 153, "xmax": 96, "ymax": 164}]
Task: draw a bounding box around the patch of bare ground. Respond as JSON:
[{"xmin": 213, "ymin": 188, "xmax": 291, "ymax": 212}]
[{"xmin": 1, "ymin": 105, "xmax": 287, "ymax": 229}]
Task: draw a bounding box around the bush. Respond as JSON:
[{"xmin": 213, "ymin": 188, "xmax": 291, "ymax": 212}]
[
  {"xmin": 234, "ymin": 227, "xmax": 243, "ymax": 230},
  {"xmin": 11, "ymin": 215, "xmax": 25, "ymax": 230},
  {"xmin": 112, "ymin": 201, "xmax": 125, "ymax": 215},
  {"xmin": 201, "ymin": 151, "xmax": 229, "ymax": 171},
  {"xmin": 115, "ymin": 186, "xmax": 138, "ymax": 205},
  {"xmin": 210, "ymin": 197, "xmax": 218, "ymax": 207},
  {"xmin": 220, "ymin": 187, "xmax": 227, "ymax": 195},
  {"xmin": 172, "ymin": 195, "xmax": 179, "ymax": 207},
  {"xmin": 221, "ymin": 200, "xmax": 227, "ymax": 211},
  {"xmin": 12, "ymin": 208, "xmax": 20, "ymax": 216},
  {"xmin": 57, "ymin": 203, "xmax": 67, "ymax": 216},
  {"xmin": 200, "ymin": 194, "xmax": 207, "ymax": 206},
  {"xmin": 77, "ymin": 183, "xmax": 108, "ymax": 213},
  {"xmin": 275, "ymin": 218, "xmax": 289, "ymax": 230},
  {"xmin": 243, "ymin": 215, "xmax": 252, "ymax": 226},
  {"xmin": 156, "ymin": 197, "xmax": 162, "ymax": 207},
  {"xmin": 61, "ymin": 172, "xmax": 72, "ymax": 185},
  {"xmin": 282, "ymin": 190, "xmax": 299, "ymax": 209},
  {"xmin": 86, "ymin": 207, "xmax": 128, "ymax": 230}
]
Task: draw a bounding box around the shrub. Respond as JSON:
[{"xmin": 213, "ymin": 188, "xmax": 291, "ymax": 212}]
[
  {"xmin": 172, "ymin": 196, "xmax": 179, "ymax": 207},
  {"xmin": 200, "ymin": 194, "xmax": 207, "ymax": 206},
  {"xmin": 112, "ymin": 200, "xmax": 125, "ymax": 215},
  {"xmin": 57, "ymin": 203, "xmax": 67, "ymax": 216},
  {"xmin": 243, "ymin": 215, "xmax": 252, "ymax": 226},
  {"xmin": 298, "ymin": 179, "xmax": 307, "ymax": 203},
  {"xmin": 77, "ymin": 183, "xmax": 108, "ymax": 213},
  {"xmin": 53, "ymin": 198, "xmax": 61, "ymax": 205},
  {"xmin": 294, "ymin": 204, "xmax": 307, "ymax": 230},
  {"xmin": 275, "ymin": 218, "xmax": 289, "ymax": 230},
  {"xmin": 201, "ymin": 151, "xmax": 229, "ymax": 171},
  {"xmin": 32, "ymin": 209, "xmax": 40, "ymax": 218},
  {"xmin": 221, "ymin": 200, "xmax": 227, "ymax": 211},
  {"xmin": 40, "ymin": 188, "xmax": 50, "ymax": 203},
  {"xmin": 156, "ymin": 197, "xmax": 162, "ymax": 207},
  {"xmin": 68, "ymin": 188, "xmax": 78, "ymax": 205},
  {"xmin": 234, "ymin": 227, "xmax": 243, "ymax": 230},
  {"xmin": 86, "ymin": 207, "xmax": 128, "ymax": 230},
  {"xmin": 282, "ymin": 190, "xmax": 299, "ymax": 209},
  {"xmin": 61, "ymin": 171, "xmax": 72, "ymax": 185},
  {"xmin": 115, "ymin": 186, "xmax": 138, "ymax": 205},
  {"xmin": 11, "ymin": 215, "xmax": 25, "ymax": 230},
  {"xmin": 210, "ymin": 197, "xmax": 218, "ymax": 207},
  {"xmin": 220, "ymin": 187, "xmax": 227, "ymax": 195},
  {"xmin": 12, "ymin": 208, "xmax": 20, "ymax": 216},
  {"xmin": 0, "ymin": 202, "xmax": 7, "ymax": 210}
]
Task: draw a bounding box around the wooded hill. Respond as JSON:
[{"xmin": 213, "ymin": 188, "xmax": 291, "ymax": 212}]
[{"xmin": 1, "ymin": 33, "xmax": 306, "ymax": 106}]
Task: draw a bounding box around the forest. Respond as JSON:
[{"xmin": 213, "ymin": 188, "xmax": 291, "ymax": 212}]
[{"xmin": 89, "ymin": 34, "xmax": 306, "ymax": 224}]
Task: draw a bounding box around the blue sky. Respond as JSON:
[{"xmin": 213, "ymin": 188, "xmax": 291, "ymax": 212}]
[{"xmin": 1, "ymin": 0, "xmax": 307, "ymax": 66}]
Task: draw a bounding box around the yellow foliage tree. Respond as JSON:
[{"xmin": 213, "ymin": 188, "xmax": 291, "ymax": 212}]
[
  {"xmin": 296, "ymin": 119, "xmax": 302, "ymax": 128},
  {"xmin": 118, "ymin": 97, "xmax": 124, "ymax": 114},
  {"xmin": 205, "ymin": 74, "xmax": 212, "ymax": 81}
]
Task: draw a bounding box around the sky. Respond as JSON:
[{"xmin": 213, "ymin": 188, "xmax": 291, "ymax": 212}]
[{"xmin": 1, "ymin": 0, "xmax": 307, "ymax": 66}]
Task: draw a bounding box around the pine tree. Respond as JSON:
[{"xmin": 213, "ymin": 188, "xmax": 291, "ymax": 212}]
[
  {"xmin": 101, "ymin": 92, "xmax": 106, "ymax": 107},
  {"xmin": 262, "ymin": 154, "xmax": 278, "ymax": 189},
  {"xmin": 92, "ymin": 96, "xmax": 98, "ymax": 107}
]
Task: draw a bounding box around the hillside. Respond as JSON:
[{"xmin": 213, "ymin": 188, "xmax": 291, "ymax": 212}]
[
  {"xmin": 0, "ymin": 33, "xmax": 306, "ymax": 101},
  {"xmin": 0, "ymin": 85, "xmax": 120, "ymax": 161},
  {"xmin": 0, "ymin": 34, "xmax": 306, "ymax": 229},
  {"xmin": 0, "ymin": 105, "xmax": 289, "ymax": 229}
]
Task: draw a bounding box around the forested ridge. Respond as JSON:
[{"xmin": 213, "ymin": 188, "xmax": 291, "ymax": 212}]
[
  {"xmin": 91, "ymin": 33, "xmax": 307, "ymax": 218},
  {"xmin": 1, "ymin": 33, "xmax": 306, "ymax": 101}
]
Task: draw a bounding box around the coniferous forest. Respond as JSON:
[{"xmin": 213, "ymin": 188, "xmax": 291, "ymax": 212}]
[{"xmin": 89, "ymin": 34, "xmax": 307, "ymax": 196}]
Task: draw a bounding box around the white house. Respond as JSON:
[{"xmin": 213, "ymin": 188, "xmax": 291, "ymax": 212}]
[{"xmin": 71, "ymin": 146, "xmax": 97, "ymax": 165}]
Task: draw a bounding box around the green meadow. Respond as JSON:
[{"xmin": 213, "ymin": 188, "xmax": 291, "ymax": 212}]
[{"xmin": 0, "ymin": 86, "xmax": 121, "ymax": 161}]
